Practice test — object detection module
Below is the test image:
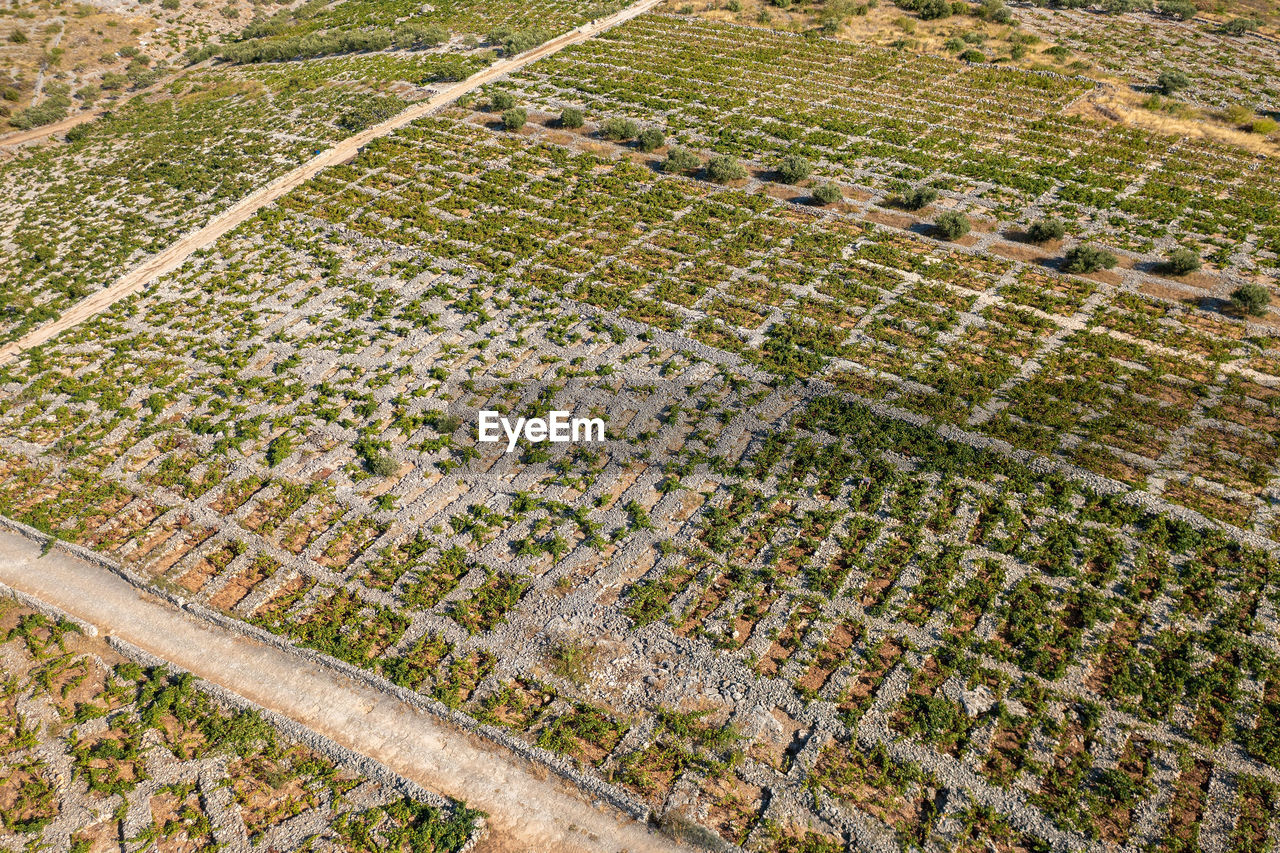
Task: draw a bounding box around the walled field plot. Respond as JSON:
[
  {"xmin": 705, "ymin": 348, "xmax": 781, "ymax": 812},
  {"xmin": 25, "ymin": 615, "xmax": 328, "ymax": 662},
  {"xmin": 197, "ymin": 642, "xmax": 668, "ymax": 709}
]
[
  {"xmin": 0, "ymin": 200, "xmax": 1277, "ymax": 850},
  {"xmin": 0, "ymin": 50, "xmax": 485, "ymax": 344},
  {"xmin": 1014, "ymin": 6, "xmax": 1280, "ymax": 114},
  {"xmin": 271, "ymin": 109, "xmax": 1280, "ymax": 535},
  {"xmin": 505, "ymin": 14, "xmax": 1280, "ymax": 277},
  {"xmin": 0, "ymin": 597, "xmax": 481, "ymax": 851}
]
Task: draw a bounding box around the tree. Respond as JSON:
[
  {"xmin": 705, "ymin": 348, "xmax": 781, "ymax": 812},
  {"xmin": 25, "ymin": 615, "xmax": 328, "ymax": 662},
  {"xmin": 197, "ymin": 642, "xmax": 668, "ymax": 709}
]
[
  {"xmin": 1062, "ymin": 245, "xmax": 1118, "ymax": 273},
  {"xmin": 489, "ymin": 90, "xmax": 516, "ymax": 111},
  {"xmin": 706, "ymin": 155, "xmax": 747, "ymax": 183},
  {"xmin": 1231, "ymin": 283, "xmax": 1270, "ymax": 316},
  {"xmin": 599, "ymin": 117, "xmax": 639, "ymax": 140},
  {"xmin": 502, "ymin": 107, "xmax": 527, "ymax": 131},
  {"xmin": 1156, "ymin": 70, "xmax": 1189, "ymax": 95},
  {"xmin": 899, "ymin": 186, "xmax": 938, "ymax": 210},
  {"xmin": 934, "ymin": 211, "xmax": 971, "ymax": 241},
  {"xmin": 1027, "ymin": 218, "xmax": 1066, "ymax": 243},
  {"xmin": 812, "ymin": 183, "xmax": 842, "ymax": 205},
  {"xmin": 1162, "ymin": 248, "xmax": 1201, "ymax": 275},
  {"xmin": 637, "ymin": 127, "xmax": 665, "ymax": 152},
  {"xmin": 558, "ymin": 107, "xmax": 584, "ymax": 128},
  {"xmin": 776, "ymin": 154, "xmax": 813, "ymax": 184},
  {"xmin": 662, "ymin": 146, "xmax": 701, "ymax": 174}
]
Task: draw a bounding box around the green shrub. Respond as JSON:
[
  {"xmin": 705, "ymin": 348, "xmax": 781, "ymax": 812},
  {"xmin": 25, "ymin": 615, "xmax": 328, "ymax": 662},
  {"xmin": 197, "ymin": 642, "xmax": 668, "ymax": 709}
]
[
  {"xmin": 1220, "ymin": 16, "xmax": 1260, "ymax": 33},
  {"xmin": 558, "ymin": 107, "xmax": 584, "ymax": 128},
  {"xmin": 1157, "ymin": 0, "xmax": 1196, "ymax": 18},
  {"xmin": 706, "ymin": 154, "xmax": 747, "ymax": 183},
  {"xmin": 959, "ymin": 48, "xmax": 985, "ymax": 62},
  {"xmin": 1062, "ymin": 244, "xmax": 1118, "ymax": 273},
  {"xmin": 1026, "ymin": 218, "xmax": 1066, "ymax": 243},
  {"xmin": 489, "ymin": 90, "xmax": 516, "ymax": 111},
  {"xmin": 812, "ymin": 183, "xmax": 842, "ymax": 205},
  {"xmin": 1162, "ymin": 248, "xmax": 1201, "ymax": 275},
  {"xmin": 636, "ymin": 126, "xmax": 665, "ymax": 151},
  {"xmin": 502, "ymin": 107, "xmax": 527, "ymax": 131},
  {"xmin": 1231, "ymin": 283, "xmax": 1270, "ymax": 316},
  {"xmin": 160, "ymin": 0, "xmax": 179, "ymax": 8},
  {"xmin": 1156, "ymin": 70, "xmax": 1190, "ymax": 95},
  {"xmin": 899, "ymin": 186, "xmax": 938, "ymax": 210},
  {"xmin": 934, "ymin": 210, "xmax": 971, "ymax": 241},
  {"xmin": 9, "ymin": 28, "xmax": 28, "ymax": 44},
  {"xmin": 776, "ymin": 154, "xmax": 813, "ymax": 184},
  {"xmin": 599, "ymin": 116, "xmax": 639, "ymax": 140},
  {"xmin": 65, "ymin": 123, "xmax": 91, "ymax": 143},
  {"xmin": 662, "ymin": 146, "xmax": 701, "ymax": 174},
  {"xmin": 1251, "ymin": 117, "xmax": 1278, "ymax": 135}
]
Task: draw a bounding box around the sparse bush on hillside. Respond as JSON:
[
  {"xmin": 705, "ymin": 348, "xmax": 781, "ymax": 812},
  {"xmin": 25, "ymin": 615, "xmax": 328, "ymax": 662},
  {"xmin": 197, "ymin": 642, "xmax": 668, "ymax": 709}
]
[
  {"xmin": 776, "ymin": 154, "xmax": 813, "ymax": 184},
  {"xmin": 1231, "ymin": 283, "xmax": 1270, "ymax": 316},
  {"xmin": 706, "ymin": 154, "xmax": 747, "ymax": 183},
  {"xmin": 934, "ymin": 211, "xmax": 970, "ymax": 241},
  {"xmin": 899, "ymin": 186, "xmax": 938, "ymax": 210},
  {"xmin": 1062, "ymin": 244, "xmax": 1118, "ymax": 273},
  {"xmin": 558, "ymin": 107, "xmax": 584, "ymax": 128},
  {"xmin": 599, "ymin": 116, "xmax": 639, "ymax": 140},
  {"xmin": 1027, "ymin": 218, "xmax": 1066, "ymax": 243},
  {"xmin": 502, "ymin": 107, "xmax": 527, "ymax": 131},
  {"xmin": 663, "ymin": 146, "xmax": 701, "ymax": 174},
  {"xmin": 489, "ymin": 90, "xmax": 516, "ymax": 111},
  {"xmin": 1156, "ymin": 70, "xmax": 1190, "ymax": 95},
  {"xmin": 812, "ymin": 183, "xmax": 842, "ymax": 205},
  {"xmin": 1156, "ymin": 0, "xmax": 1196, "ymax": 19},
  {"xmin": 637, "ymin": 127, "xmax": 665, "ymax": 151},
  {"xmin": 1162, "ymin": 248, "xmax": 1201, "ymax": 275}
]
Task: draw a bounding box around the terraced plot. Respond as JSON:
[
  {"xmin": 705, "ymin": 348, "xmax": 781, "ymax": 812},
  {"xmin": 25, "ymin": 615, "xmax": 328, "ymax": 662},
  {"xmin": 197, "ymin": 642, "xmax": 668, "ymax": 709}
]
[
  {"xmin": 506, "ymin": 14, "xmax": 1280, "ymax": 276},
  {"xmin": 0, "ymin": 597, "xmax": 481, "ymax": 851},
  {"xmin": 0, "ymin": 196, "xmax": 1276, "ymax": 849},
  {"xmin": 265, "ymin": 110, "xmax": 1280, "ymax": 533}
]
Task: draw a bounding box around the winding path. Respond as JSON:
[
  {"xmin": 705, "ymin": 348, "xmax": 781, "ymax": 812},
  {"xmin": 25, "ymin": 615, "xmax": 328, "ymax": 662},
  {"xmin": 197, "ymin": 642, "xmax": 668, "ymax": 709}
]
[{"xmin": 0, "ymin": 0, "xmax": 662, "ymax": 365}]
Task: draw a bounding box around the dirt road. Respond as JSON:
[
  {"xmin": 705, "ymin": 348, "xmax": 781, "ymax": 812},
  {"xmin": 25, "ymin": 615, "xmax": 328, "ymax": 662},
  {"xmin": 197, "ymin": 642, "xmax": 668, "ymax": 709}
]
[
  {"xmin": 0, "ymin": 0, "xmax": 662, "ymax": 365},
  {"xmin": 0, "ymin": 529, "xmax": 689, "ymax": 853}
]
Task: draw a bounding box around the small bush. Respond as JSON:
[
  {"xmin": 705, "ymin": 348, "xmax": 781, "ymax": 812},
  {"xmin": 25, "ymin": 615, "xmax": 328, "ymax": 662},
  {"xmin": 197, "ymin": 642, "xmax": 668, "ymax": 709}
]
[
  {"xmin": 1231, "ymin": 283, "xmax": 1270, "ymax": 316},
  {"xmin": 65, "ymin": 123, "xmax": 91, "ymax": 143},
  {"xmin": 1157, "ymin": 0, "xmax": 1195, "ymax": 18},
  {"xmin": 489, "ymin": 90, "xmax": 516, "ymax": 111},
  {"xmin": 637, "ymin": 126, "xmax": 665, "ymax": 152},
  {"xmin": 706, "ymin": 154, "xmax": 747, "ymax": 183},
  {"xmin": 1220, "ymin": 16, "xmax": 1260, "ymax": 34},
  {"xmin": 558, "ymin": 107, "xmax": 584, "ymax": 128},
  {"xmin": 959, "ymin": 48, "xmax": 985, "ymax": 62},
  {"xmin": 1026, "ymin": 218, "xmax": 1066, "ymax": 243},
  {"xmin": 1251, "ymin": 117, "xmax": 1279, "ymax": 135},
  {"xmin": 9, "ymin": 28, "xmax": 28, "ymax": 44},
  {"xmin": 1155, "ymin": 70, "xmax": 1189, "ymax": 95},
  {"xmin": 1162, "ymin": 248, "xmax": 1201, "ymax": 275},
  {"xmin": 663, "ymin": 146, "xmax": 701, "ymax": 174},
  {"xmin": 899, "ymin": 186, "xmax": 938, "ymax": 210},
  {"xmin": 599, "ymin": 116, "xmax": 639, "ymax": 140},
  {"xmin": 934, "ymin": 211, "xmax": 971, "ymax": 241},
  {"xmin": 776, "ymin": 154, "xmax": 813, "ymax": 184},
  {"xmin": 502, "ymin": 107, "xmax": 527, "ymax": 131},
  {"xmin": 1062, "ymin": 244, "xmax": 1118, "ymax": 273},
  {"xmin": 812, "ymin": 183, "xmax": 842, "ymax": 205},
  {"xmin": 160, "ymin": 0, "xmax": 179, "ymax": 8}
]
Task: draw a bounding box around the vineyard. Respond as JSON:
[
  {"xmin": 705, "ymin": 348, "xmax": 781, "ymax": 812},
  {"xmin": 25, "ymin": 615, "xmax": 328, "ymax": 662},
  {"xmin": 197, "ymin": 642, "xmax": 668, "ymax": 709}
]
[
  {"xmin": 0, "ymin": 0, "xmax": 1278, "ymax": 849},
  {"xmin": 0, "ymin": 598, "xmax": 481, "ymax": 850}
]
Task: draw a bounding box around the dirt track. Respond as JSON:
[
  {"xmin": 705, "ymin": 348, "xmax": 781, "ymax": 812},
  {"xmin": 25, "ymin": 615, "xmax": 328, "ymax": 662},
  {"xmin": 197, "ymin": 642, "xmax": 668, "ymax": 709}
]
[
  {"xmin": 0, "ymin": 529, "xmax": 690, "ymax": 853},
  {"xmin": 0, "ymin": 0, "xmax": 662, "ymax": 365}
]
